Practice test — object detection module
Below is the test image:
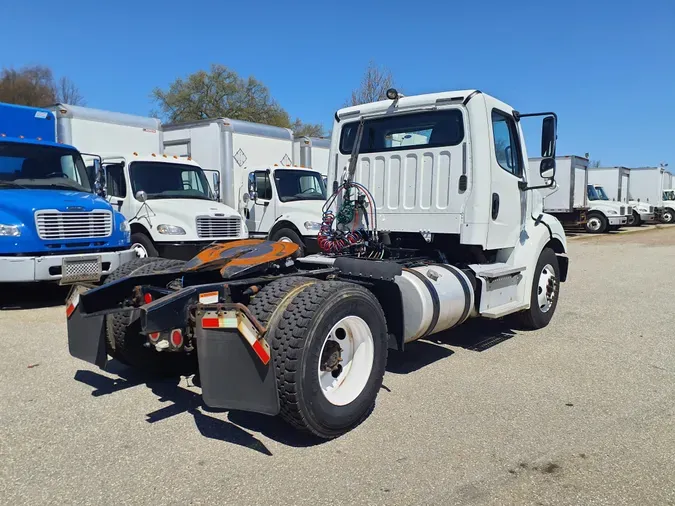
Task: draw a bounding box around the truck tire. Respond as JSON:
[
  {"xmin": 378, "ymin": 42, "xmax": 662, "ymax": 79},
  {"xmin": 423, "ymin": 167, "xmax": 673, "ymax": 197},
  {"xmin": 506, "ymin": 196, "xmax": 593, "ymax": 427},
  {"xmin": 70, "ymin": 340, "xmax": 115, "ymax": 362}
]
[
  {"xmin": 103, "ymin": 257, "xmax": 192, "ymax": 375},
  {"xmin": 130, "ymin": 232, "xmax": 159, "ymax": 258},
  {"xmin": 269, "ymin": 228, "xmax": 305, "ymax": 257},
  {"xmin": 585, "ymin": 212, "xmax": 607, "ymax": 234},
  {"xmin": 515, "ymin": 247, "xmax": 560, "ymax": 330},
  {"xmin": 661, "ymin": 208, "xmax": 675, "ymax": 224},
  {"xmin": 251, "ymin": 280, "xmax": 388, "ymax": 439}
]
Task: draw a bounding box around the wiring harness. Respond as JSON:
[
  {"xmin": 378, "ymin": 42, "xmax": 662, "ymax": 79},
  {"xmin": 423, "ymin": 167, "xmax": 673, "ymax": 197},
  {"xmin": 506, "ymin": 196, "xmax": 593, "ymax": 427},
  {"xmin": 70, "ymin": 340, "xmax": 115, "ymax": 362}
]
[{"xmin": 318, "ymin": 181, "xmax": 380, "ymax": 255}]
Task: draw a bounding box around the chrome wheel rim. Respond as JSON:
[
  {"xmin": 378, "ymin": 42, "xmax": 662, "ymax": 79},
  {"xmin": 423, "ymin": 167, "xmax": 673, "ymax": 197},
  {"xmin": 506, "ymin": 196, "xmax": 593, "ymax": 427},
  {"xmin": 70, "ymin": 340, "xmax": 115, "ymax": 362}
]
[
  {"xmin": 587, "ymin": 217, "xmax": 602, "ymax": 232},
  {"xmin": 537, "ymin": 263, "xmax": 557, "ymax": 313},
  {"xmin": 132, "ymin": 243, "xmax": 148, "ymax": 258}
]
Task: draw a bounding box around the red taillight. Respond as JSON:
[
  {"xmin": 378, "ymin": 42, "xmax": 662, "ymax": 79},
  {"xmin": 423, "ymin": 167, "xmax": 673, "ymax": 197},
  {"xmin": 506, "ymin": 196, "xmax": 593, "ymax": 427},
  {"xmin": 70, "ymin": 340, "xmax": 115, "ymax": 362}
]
[
  {"xmin": 170, "ymin": 329, "xmax": 183, "ymax": 347},
  {"xmin": 144, "ymin": 293, "xmax": 153, "ymax": 304},
  {"xmin": 148, "ymin": 332, "xmax": 160, "ymax": 342}
]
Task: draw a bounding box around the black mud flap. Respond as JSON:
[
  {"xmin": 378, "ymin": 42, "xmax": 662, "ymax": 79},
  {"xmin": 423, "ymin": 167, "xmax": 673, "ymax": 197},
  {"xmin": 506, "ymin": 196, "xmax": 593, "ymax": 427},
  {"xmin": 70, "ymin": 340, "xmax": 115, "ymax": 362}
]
[
  {"xmin": 66, "ymin": 285, "xmax": 107, "ymax": 369},
  {"xmin": 195, "ymin": 309, "xmax": 279, "ymax": 416}
]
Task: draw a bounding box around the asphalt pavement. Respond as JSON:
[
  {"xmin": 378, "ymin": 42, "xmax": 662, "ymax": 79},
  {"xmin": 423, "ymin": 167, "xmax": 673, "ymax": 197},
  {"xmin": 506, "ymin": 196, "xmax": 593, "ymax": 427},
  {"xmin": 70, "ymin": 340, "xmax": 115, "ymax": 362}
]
[{"xmin": 1, "ymin": 227, "xmax": 675, "ymax": 505}]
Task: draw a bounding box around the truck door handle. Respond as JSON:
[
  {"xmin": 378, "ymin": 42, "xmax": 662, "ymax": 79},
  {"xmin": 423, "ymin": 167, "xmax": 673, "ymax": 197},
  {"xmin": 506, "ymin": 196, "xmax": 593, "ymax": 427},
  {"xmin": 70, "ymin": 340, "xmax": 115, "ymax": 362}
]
[{"xmin": 492, "ymin": 193, "xmax": 500, "ymax": 220}]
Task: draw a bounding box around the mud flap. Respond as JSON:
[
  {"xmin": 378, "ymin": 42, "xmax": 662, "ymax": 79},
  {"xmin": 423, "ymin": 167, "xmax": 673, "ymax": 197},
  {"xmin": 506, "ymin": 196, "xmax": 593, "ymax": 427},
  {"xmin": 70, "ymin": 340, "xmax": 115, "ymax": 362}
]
[
  {"xmin": 66, "ymin": 285, "xmax": 107, "ymax": 369},
  {"xmin": 195, "ymin": 311, "xmax": 279, "ymax": 416}
]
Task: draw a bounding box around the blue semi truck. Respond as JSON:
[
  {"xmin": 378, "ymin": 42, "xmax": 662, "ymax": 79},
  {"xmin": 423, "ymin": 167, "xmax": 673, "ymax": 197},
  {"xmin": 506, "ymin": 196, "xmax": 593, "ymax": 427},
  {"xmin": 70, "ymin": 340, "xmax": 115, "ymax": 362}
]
[{"xmin": 0, "ymin": 102, "xmax": 135, "ymax": 284}]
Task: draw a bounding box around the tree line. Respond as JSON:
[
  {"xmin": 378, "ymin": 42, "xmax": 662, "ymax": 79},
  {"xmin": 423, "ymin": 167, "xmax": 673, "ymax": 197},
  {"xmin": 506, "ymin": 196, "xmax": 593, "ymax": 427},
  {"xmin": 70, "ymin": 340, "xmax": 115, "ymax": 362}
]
[{"xmin": 0, "ymin": 61, "xmax": 398, "ymax": 138}]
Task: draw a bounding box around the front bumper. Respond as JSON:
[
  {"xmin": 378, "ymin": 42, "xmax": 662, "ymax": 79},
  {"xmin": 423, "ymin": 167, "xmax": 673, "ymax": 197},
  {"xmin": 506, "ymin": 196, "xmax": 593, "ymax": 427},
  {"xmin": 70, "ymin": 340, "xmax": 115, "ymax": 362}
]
[
  {"xmin": 608, "ymin": 216, "xmax": 627, "ymax": 226},
  {"xmin": 0, "ymin": 248, "xmax": 136, "ymax": 283},
  {"xmin": 639, "ymin": 213, "xmax": 656, "ymax": 222}
]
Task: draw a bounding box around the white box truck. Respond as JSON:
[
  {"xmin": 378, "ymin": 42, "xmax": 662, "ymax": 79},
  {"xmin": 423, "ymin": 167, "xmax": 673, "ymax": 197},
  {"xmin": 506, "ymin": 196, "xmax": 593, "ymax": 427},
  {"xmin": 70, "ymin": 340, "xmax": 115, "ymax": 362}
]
[
  {"xmin": 293, "ymin": 136, "xmax": 330, "ymax": 182},
  {"xmin": 163, "ymin": 119, "xmax": 327, "ymax": 255},
  {"xmin": 585, "ymin": 184, "xmax": 631, "ymax": 233},
  {"xmin": 628, "ymin": 167, "xmax": 675, "ymax": 223},
  {"xmin": 50, "ymin": 104, "xmax": 248, "ymax": 259},
  {"xmin": 528, "ymin": 155, "xmax": 589, "ymax": 227},
  {"xmin": 588, "ymin": 167, "xmax": 655, "ymax": 225}
]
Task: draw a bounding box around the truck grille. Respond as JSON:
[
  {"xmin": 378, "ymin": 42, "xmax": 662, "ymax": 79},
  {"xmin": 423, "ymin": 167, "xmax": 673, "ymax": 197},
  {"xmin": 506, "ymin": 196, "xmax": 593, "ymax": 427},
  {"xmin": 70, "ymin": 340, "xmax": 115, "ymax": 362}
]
[
  {"xmin": 649, "ymin": 205, "xmax": 654, "ymax": 212},
  {"xmin": 627, "ymin": 206, "xmax": 633, "ymax": 215},
  {"xmin": 620, "ymin": 206, "xmax": 625, "ymax": 215},
  {"xmin": 35, "ymin": 210, "xmax": 113, "ymax": 240},
  {"xmin": 196, "ymin": 216, "xmax": 241, "ymax": 238}
]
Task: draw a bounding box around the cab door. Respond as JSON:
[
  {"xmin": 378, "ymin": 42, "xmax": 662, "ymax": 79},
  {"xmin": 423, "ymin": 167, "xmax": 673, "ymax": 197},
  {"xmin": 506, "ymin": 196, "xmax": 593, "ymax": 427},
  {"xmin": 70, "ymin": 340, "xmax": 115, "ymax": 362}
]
[
  {"xmin": 244, "ymin": 169, "xmax": 276, "ymax": 236},
  {"xmin": 486, "ymin": 108, "xmax": 524, "ymax": 249},
  {"xmin": 102, "ymin": 162, "xmax": 133, "ymax": 218}
]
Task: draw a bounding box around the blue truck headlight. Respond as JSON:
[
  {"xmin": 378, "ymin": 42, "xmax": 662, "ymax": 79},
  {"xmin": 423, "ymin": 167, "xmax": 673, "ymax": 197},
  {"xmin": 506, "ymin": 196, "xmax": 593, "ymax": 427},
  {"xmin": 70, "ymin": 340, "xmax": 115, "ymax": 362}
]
[
  {"xmin": 304, "ymin": 221, "xmax": 322, "ymax": 231},
  {"xmin": 157, "ymin": 224, "xmax": 186, "ymax": 235},
  {"xmin": 120, "ymin": 220, "xmax": 130, "ymax": 233},
  {"xmin": 0, "ymin": 224, "xmax": 21, "ymax": 237}
]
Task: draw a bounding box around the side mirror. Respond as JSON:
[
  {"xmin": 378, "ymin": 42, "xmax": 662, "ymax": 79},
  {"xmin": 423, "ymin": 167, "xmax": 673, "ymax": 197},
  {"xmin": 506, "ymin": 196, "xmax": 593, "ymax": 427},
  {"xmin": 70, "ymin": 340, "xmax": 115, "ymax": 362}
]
[
  {"xmin": 540, "ymin": 158, "xmax": 556, "ymax": 180},
  {"xmin": 212, "ymin": 172, "xmax": 220, "ymax": 201},
  {"xmin": 541, "ymin": 116, "xmax": 557, "ymax": 158},
  {"xmin": 135, "ymin": 190, "xmax": 147, "ymax": 203},
  {"xmin": 250, "ymin": 191, "xmax": 258, "ymax": 202}
]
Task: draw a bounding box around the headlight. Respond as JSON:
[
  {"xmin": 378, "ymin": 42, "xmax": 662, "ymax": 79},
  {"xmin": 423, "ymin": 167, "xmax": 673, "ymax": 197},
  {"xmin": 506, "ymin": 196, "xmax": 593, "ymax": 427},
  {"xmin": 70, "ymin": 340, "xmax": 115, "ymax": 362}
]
[
  {"xmin": 120, "ymin": 220, "xmax": 130, "ymax": 233},
  {"xmin": 0, "ymin": 224, "xmax": 21, "ymax": 237},
  {"xmin": 606, "ymin": 210, "xmax": 617, "ymax": 215},
  {"xmin": 304, "ymin": 221, "xmax": 322, "ymax": 231},
  {"xmin": 157, "ymin": 224, "xmax": 186, "ymax": 235}
]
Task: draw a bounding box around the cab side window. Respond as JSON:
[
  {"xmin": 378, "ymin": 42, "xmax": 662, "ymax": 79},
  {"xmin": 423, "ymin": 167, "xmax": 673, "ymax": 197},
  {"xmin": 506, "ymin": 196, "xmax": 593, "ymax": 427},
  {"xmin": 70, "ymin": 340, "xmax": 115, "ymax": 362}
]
[
  {"xmin": 104, "ymin": 164, "xmax": 126, "ymax": 198},
  {"xmin": 253, "ymin": 171, "xmax": 273, "ymax": 200},
  {"xmin": 491, "ymin": 110, "xmax": 523, "ymax": 177}
]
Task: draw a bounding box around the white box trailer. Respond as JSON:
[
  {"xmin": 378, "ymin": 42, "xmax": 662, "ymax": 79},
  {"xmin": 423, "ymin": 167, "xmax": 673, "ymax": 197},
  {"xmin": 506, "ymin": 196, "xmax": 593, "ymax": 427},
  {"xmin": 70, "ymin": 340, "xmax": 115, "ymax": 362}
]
[
  {"xmin": 163, "ymin": 118, "xmax": 295, "ymax": 208},
  {"xmin": 293, "ymin": 136, "xmax": 330, "ymax": 177},
  {"xmin": 528, "ymin": 155, "xmax": 588, "ymax": 226},
  {"xmin": 51, "ymin": 103, "xmax": 162, "ymax": 155},
  {"xmin": 587, "ymin": 167, "xmax": 630, "ymax": 202},
  {"xmin": 629, "ymin": 166, "xmax": 675, "ymax": 223},
  {"xmin": 163, "ymin": 119, "xmax": 328, "ymax": 255},
  {"xmin": 50, "ymin": 104, "xmax": 248, "ymax": 259}
]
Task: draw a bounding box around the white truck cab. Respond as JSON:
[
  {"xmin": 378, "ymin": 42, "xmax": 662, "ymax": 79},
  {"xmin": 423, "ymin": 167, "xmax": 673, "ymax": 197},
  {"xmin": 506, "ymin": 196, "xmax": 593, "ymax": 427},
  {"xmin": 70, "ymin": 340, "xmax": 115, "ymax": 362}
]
[
  {"xmin": 243, "ymin": 164, "xmax": 326, "ymax": 254},
  {"xmin": 585, "ymin": 184, "xmax": 631, "ymax": 233},
  {"xmin": 660, "ymin": 189, "xmax": 675, "ymax": 223},
  {"xmin": 101, "ymin": 152, "xmax": 247, "ymax": 259},
  {"xmin": 627, "ymin": 200, "xmax": 656, "ymax": 225}
]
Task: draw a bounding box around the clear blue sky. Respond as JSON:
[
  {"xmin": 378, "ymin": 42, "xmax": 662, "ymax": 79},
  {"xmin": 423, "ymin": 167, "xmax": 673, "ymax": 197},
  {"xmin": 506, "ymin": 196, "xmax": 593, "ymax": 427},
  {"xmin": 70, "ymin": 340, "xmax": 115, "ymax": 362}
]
[{"xmin": 2, "ymin": 0, "xmax": 673, "ymax": 167}]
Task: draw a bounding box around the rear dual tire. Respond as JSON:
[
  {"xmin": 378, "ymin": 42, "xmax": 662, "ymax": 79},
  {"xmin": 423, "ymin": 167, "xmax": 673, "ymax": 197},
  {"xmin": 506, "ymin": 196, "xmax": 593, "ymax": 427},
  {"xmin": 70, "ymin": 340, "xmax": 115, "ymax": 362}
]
[{"xmin": 249, "ymin": 278, "xmax": 388, "ymax": 439}]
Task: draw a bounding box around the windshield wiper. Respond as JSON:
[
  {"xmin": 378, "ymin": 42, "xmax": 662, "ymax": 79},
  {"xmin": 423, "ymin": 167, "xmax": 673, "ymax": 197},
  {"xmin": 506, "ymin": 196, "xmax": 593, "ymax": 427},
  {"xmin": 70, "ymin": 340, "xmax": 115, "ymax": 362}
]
[{"xmin": 0, "ymin": 181, "xmax": 28, "ymax": 189}]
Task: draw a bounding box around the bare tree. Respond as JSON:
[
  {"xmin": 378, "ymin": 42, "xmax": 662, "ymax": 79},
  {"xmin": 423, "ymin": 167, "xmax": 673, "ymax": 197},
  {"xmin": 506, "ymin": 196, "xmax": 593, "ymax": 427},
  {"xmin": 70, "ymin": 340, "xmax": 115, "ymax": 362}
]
[
  {"xmin": 55, "ymin": 76, "xmax": 85, "ymax": 105},
  {"xmin": 589, "ymin": 160, "xmax": 601, "ymax": 168},
  {"xmin": 346, "ymin": 61, "xmax": 396, "ymax": 107}
]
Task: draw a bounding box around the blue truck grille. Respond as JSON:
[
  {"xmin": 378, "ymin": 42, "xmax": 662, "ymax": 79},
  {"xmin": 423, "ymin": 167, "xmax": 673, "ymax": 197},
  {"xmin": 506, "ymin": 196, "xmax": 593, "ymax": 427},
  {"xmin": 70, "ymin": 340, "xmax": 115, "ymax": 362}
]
[{"xmin": 35, "ymin": 210, "xmax": 113, "ymax": 240}]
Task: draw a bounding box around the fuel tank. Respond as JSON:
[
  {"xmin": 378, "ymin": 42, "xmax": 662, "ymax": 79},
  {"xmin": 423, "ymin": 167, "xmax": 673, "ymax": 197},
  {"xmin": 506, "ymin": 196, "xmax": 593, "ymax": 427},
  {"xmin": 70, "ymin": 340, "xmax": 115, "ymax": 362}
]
[{"xmin": 394, "ymin": 264, "xmax": 475, "ymax": 343}]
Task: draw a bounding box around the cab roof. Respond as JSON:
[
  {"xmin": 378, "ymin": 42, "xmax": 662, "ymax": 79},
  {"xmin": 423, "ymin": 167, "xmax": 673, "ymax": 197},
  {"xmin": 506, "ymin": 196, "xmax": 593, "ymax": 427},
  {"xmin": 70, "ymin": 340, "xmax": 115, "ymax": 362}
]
[
  {"xmin": 0, "ymin": 134, "xmax": 77, "ymax": 151},
  {"xmin": 335, "ymin": 89, "xmax": 481, "ymax": 121}
]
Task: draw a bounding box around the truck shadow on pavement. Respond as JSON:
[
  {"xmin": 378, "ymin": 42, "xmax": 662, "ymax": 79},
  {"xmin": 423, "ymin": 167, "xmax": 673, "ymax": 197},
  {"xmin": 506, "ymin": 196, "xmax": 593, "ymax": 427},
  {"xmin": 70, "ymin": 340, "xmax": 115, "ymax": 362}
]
[
  {"xmin": 74, "ymin": 361, "xmax": 327, "ymax": 454},
  {"xmin": 0, "ymin": 283, "xmax": 69, "ymax": 310},
  {"xmin": 73, "ymin": 319, "xmax": 518, "ymax": 453},
  {"xmin": 386, "ymin": 319, "xmax": 517, "ymax": 374}
]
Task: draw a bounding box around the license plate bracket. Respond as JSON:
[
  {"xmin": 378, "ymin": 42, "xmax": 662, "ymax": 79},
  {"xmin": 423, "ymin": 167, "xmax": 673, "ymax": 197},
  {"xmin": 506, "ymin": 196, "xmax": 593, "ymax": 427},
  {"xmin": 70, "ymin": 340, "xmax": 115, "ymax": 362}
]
[{"xmin": 60, "ymin": 255, "xmax": 103, "ymax": 285}]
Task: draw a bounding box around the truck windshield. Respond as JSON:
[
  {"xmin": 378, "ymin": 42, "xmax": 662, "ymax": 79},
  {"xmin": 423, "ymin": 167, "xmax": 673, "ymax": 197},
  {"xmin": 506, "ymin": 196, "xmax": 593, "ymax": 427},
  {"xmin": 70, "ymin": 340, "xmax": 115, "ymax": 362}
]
[
  {"xmin": 596, "ymin": 186, "xmax": 609, "ymax": 200},
  {"xmin": 663, "ymin": 190, "xmax": 675, "ymax": 201},
  {"xmin": 0, "ymin": 141, "xmax": 93, "ymax": 192},
  {"xmin": 129, "ymin": 162, "xmax": 213, "ymax": 200},
  {"xmin": 273, "ymin": 169, "xmax": 326, "ymax": 202}
]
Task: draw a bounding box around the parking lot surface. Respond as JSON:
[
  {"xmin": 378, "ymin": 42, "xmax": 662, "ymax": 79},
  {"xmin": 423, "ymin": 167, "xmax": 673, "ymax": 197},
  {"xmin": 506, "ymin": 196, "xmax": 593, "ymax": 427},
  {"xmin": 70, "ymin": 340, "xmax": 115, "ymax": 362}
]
[{"xmin": 2, "ymin": 227, "xmax": 675, "ymax": 506}]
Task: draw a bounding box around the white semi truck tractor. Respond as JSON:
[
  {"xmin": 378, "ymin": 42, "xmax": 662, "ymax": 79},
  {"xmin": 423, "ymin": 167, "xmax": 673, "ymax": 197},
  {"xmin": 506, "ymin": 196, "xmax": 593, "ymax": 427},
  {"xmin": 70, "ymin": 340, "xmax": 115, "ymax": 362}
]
[{"xmin": 65, "ymin": 89, "xmax": 569, "ymax": 439}]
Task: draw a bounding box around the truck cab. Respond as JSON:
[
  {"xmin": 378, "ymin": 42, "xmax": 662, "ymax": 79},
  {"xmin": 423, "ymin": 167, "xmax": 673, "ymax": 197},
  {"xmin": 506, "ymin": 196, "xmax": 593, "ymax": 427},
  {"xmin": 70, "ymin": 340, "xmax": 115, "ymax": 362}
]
[
  {"xmin": 243, "ymin": 164, "xmax": 326, "ymax": 255},
  {"xmin": 585, "ymin": 184, "xmax": 631, "ymax": 233},
  {"xmin": 100, "ymin": 152, "xmax": 248, "ymax": 260},
  {"xmin": 659, "ymin": 189, "xmax": 675, "ymax": 223},
  {"xmin": 0, "ymin": 103, "xmax": 134, "ymax": 284}
]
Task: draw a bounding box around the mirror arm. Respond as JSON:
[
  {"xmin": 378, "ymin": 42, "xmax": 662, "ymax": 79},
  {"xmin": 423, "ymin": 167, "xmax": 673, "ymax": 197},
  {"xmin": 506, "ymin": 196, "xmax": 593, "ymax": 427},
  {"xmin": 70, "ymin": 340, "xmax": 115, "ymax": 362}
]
[{"xmin": 519, "ymin": 180, "xmax": 555, "ymax": 191}]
